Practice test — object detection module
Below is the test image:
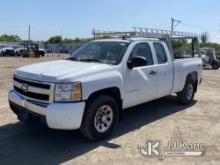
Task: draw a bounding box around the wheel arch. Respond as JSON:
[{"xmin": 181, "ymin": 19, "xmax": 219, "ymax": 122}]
[
  {"xmin": 185, "ymin": 71, "xmax": 198, "ymax": 93},
  {"xmin": 85, "ymin": 87, "xmax": 123, "ymax": 119}
]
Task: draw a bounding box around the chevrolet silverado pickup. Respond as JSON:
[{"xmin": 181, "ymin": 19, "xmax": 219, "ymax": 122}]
[{"xmin": 9, "ymin": 36, "xmax": 202, "ymax": 140}]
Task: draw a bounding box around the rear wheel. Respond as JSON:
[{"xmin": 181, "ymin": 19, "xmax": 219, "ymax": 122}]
[
  {"xmin": 177, "ymin": 77, "xmax": 195, "ymax": 105},
  {"xmin": 80, "ymin": 95, "xmax": 119, "ymax": 141}
]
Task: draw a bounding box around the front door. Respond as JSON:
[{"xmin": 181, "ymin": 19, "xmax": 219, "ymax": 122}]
[{"xmin": 123, "ymin": 42, "xmax": 158, "ymax": 108}]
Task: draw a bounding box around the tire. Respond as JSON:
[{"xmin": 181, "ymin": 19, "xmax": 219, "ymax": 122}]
[
  {"xmin": 212, "ymin": 62, "xmax": 219, "ymax": 70},
  {"xmin": 80, "ymin": 95, "xmax": 119, "ymax": 141},
  {"xmin": 177, "ymin": 77, "xmax": 195, "ymax": 105}
]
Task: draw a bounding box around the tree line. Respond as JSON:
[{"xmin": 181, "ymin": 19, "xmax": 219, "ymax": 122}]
[
  {"xmin": 0, "ymin": 34, "xmax": 21, "ymax": 42},
  {"xmin": 45, "ymin": 36, "xmax": 90, "ymax": 44},
  {"xmin": 0, "ymin": 34, "xmax": 90, "ymax": 44}
]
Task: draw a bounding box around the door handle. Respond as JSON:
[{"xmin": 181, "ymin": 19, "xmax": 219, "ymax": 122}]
[{"xmin": 149, "ymin": 70, "xmax": 157, "ymax": 75}]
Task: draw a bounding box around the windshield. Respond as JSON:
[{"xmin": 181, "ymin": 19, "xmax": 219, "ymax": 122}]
[{"xmin": 70, "ymin": 41, "xmax": 129, "ymax": 65}]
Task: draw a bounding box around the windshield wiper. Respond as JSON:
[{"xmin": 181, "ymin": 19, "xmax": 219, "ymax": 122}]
[
  {"xmin": 79, "ymin": 58, "xmax": 103, "ymax": 63},
  {"xmin": 67, "ymin": 57, "xmax": 103, "ymax": 64}
]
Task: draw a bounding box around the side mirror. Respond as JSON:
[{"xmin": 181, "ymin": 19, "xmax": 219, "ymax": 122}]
[{"xmin": 127, "ymin": 56, "xmax": 147, "ymax": 69}]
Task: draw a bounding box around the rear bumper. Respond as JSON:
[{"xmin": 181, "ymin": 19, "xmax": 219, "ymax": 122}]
[{"xmin": 8, "ymin": 90, "xmax": 86, "ymax": 130}]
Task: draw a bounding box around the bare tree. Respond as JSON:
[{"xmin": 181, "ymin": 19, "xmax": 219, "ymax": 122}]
[{"xmin": 200, "ymin": 32, "xmax": 209, "ymax": 43}]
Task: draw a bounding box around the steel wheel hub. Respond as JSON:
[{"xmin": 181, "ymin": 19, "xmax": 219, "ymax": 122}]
[
  {"xmin": 186, "ymin": 84, "xmax": 194, "ymax": 100},
  {"xmin": 94, "ymin": 105, "xmax": 113, "ymax": 133}
]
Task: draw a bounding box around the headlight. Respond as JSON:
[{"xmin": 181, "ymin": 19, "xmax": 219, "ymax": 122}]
[{"xmin": 54, "ymin": 82, "xmax": 82, "ymax": 102}]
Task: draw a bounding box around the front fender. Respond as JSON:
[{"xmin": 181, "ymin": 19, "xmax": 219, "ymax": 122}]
[{"xmin": 80, "ymin": 71, "xmax": 124, "ymax": 100}]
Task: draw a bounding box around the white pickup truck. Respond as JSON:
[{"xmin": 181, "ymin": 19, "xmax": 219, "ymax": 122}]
[
  {"xmin": 9, "ymin": 37, "xmax": 202, "ymax": 140},
  {"xmin": 0, "ymin": 45, "xmax": 15, "ymax": 56}
]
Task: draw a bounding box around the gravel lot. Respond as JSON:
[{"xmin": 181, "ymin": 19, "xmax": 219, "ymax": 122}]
[{"xmin": 0, "ymin": 56, "xmax": 220, "ymax": 165}]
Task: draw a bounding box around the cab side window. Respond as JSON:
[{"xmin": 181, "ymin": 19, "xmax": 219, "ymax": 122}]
[
  {"xmin": 129, "ymin": 43, "xmax": 154, "ymax": 66},
  {"xmin": 153, "ymin": 43, "xmax": 167, "ymax": 64}
]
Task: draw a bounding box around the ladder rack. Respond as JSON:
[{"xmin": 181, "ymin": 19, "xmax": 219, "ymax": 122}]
[
  {"xmin": 92, "ymin": 27, "xmax": 198, "ymax": 39},
  {"xmin": 92, "ymin": 27, "xmax": 200, "ymax": 59}
]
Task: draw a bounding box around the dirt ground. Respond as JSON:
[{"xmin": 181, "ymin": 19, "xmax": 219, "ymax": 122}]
[{"xmin": 0, "ymin": 56, "xmax": 220, "ymax": 165}]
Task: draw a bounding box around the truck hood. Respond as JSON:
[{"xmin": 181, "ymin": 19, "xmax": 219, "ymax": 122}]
[{"xmin": 15, "ymin": 60, "xmax": 112, "ymax": 82}]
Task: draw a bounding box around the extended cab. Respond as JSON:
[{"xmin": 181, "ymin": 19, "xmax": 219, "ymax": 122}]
[{"xmin": 9, "ymin": 35, "xmax": 202, "ymax": 140}]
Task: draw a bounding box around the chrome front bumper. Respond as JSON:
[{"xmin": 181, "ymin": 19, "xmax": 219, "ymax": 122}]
[
  {"xmin": 9, "ymin": 90, "xmax": 86, "ymax": 130},
  {"xmin": 9, "ymin": 90, "xmax": 46, "ymax": 116}
]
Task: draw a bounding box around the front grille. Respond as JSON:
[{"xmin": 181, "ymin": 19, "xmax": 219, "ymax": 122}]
[
  {"xmin": 14, "ymin": 86, "xmax": 49, "ymax": 101},
  {"xmin": 13, "ymin": 76, "xmax": 53, "ymax": 102},
  {"xmin": 14, "ymin": 76, "xmax": 50, "ymax": 89}
]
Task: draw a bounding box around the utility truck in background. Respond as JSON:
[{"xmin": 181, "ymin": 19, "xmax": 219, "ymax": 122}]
[
  {"xmin": 9, "ymin": 28, "xmax": 202, "ymax": 141},
  {"xmin": 21, "ymin": 41, "xmax": 45, "ymax": 57}
]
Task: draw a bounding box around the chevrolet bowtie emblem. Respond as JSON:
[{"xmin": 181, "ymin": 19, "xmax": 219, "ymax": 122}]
[{"xmin": 21, "ymin": 84, "xmax": 29, "ymax": 93}]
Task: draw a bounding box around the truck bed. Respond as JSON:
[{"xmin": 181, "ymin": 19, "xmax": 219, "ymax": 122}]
[{"xmin": 172, "ymin": 57, "xmax": 202, "ymax": 93}]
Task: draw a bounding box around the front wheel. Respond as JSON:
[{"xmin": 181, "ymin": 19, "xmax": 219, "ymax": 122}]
[
  {"xmin": 80, "ymin": 95, "xmax": 119, "ymax": 141},
  {"xmin": 177, "ymin": 78, "xmax": 195, "ymax": 105}
]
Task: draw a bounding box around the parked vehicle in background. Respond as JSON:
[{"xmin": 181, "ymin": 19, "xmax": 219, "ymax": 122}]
[
  {"xmin": 0, "ymin": 45, "xmax": 15, "ymax": 56},
  {"xmin": 8, "ymin": 28, "xmax": 203, "ymax": 141},
  {"xmin": 174, "ymin": 50, "xmax": 193, "ymax": 59},
  {"xmin": 14, "ymin": 46, "xmax": 25, "ymax": 56},
  {"xmin": 15, "ymin": 47, "xmax": 25, "ymax": 56},
  {"xmin": 199, "ymin": 48, "xmax": 219, "ymax": 69}
]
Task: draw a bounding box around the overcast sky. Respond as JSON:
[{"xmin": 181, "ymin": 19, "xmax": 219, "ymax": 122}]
[{"xmin": 0, "ymin": 0, "xmax": 219, "ymax": 42}]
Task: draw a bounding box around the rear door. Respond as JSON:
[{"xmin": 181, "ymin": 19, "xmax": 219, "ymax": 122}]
[
  {"xmin": 123, "ymin": 42, "xmax": 158, "ymax": 108},
  {"xmin": 152, "ymin": 42, "xmax": 173, "ymax": 97}
]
